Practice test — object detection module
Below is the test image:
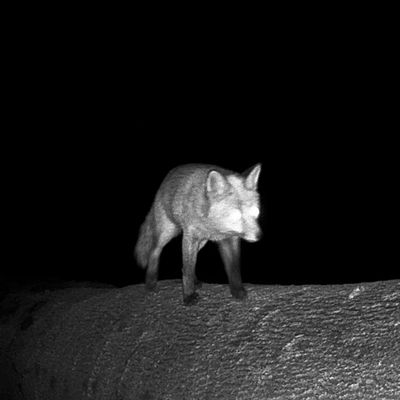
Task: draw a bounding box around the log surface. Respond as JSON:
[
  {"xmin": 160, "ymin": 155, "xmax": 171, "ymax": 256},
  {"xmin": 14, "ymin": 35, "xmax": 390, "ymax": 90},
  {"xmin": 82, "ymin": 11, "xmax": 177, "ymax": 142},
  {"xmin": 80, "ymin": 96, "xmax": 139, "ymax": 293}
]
[{"xmin": 0, "ymin": 279, "xmax": 399, "ymax": 399}]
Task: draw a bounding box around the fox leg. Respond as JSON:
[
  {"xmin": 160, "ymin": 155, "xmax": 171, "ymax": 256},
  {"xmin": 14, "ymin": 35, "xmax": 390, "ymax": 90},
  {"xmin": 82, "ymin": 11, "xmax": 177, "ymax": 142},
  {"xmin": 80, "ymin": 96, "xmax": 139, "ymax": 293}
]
[
  {"xmin": 194, "ymin": 240, "xmax": 207, "ymax": 289},
  {"xmin": 146, "ymin": 217, "xmax": 178, "ymax": 291},
  {"xmin": 218, "ymin": 237, "xmax": 246, "ymax": 299},
  {"xmin": 181, "ymin": 233, "xmax": 206, "ymax": 305}
]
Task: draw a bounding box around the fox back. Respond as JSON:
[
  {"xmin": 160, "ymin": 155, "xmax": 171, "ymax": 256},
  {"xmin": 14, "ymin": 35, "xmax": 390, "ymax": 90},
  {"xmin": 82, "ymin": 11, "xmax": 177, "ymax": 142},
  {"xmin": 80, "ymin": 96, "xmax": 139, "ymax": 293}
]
[{"xmin": 134, "ymin": 163, "xmax": 262, "ymax": 305}]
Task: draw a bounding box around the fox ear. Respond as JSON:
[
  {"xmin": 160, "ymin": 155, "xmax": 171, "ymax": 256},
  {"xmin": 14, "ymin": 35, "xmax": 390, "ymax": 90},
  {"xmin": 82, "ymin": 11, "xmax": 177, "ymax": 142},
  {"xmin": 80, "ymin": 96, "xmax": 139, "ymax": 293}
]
[
  {"xmin": 207, "ymin": 170, "xmax": 228, "ymax": 195},
  {"xmin": 244, "ymin": 163, "xmax": 261, "ymax": 190}
]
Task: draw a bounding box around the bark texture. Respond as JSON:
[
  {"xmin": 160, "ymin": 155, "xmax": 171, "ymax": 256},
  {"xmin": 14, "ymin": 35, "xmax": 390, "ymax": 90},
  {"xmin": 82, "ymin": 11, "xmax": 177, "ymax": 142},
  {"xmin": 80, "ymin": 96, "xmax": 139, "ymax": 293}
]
[{"xmin": 0, "ymin": 279, "xmax": 399, "ymax": 400}]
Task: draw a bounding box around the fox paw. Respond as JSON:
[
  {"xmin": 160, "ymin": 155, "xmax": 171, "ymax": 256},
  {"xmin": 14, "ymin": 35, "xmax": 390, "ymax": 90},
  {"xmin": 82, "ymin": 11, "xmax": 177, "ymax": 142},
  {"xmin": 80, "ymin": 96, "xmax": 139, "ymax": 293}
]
[
  {"xmin": 183, "ymin": 292, "xmax": 200, "ymax": 306},
  {"xmin": 231, "ymin": 286, "xmax": 247, "ymax": 300},
  {"xmin": 145, "ymin": 280, "xmax": 157, "ymax": 291}
]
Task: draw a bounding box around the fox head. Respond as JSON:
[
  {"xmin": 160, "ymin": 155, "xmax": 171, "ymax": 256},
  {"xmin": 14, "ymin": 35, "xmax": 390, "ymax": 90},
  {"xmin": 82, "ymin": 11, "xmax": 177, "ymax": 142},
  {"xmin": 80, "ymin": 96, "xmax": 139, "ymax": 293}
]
[{"xmin": 206, "ymin": 164, "xmax": 262, "ymax": 242}]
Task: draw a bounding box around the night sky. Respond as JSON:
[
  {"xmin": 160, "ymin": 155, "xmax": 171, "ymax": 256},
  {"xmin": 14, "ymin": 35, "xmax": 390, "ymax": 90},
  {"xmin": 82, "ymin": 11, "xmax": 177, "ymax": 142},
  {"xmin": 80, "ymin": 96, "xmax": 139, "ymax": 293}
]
[{"xmin": 3, "ymin": 25, "xmax": 398, "ymax": 290}]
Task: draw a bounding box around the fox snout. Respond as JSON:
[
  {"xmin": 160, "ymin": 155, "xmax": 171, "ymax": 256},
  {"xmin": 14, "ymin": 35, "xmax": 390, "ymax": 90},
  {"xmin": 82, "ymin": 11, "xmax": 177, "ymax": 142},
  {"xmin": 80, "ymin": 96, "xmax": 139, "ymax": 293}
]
[
  {"xmin": 242, "ymin": 225, "xmax": 262, "ymax": 242},
  {"xmin": 243, "ymin": 229, "xmax": 262, "ymax": 243}
]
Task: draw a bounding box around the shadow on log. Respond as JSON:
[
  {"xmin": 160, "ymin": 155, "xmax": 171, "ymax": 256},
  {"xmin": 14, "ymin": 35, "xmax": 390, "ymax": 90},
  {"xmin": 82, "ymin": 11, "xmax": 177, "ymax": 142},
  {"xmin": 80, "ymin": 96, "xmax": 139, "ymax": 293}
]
[{"xmin": 0, "ymin": 279, "xmax": 399, "ymax": 399}]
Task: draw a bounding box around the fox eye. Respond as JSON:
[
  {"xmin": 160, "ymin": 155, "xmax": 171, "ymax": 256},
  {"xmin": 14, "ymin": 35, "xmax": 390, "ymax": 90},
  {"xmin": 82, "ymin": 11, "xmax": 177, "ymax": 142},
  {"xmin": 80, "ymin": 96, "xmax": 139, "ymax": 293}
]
[
  {"xmin": 247, "ymin": 205, "xmax": 260, "ymax": 218},
  {"xmin": 229, "ymin": 209, "xmax": 242, "ymax": 221}
]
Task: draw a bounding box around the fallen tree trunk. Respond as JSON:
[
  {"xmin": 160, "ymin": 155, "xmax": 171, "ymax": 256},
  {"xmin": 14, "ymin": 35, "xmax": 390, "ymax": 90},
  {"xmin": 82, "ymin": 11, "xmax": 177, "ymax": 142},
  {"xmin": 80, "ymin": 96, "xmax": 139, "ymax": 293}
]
[{"xmin": 0, "ymin": 279, "xmax": 399, "ymax": 399}]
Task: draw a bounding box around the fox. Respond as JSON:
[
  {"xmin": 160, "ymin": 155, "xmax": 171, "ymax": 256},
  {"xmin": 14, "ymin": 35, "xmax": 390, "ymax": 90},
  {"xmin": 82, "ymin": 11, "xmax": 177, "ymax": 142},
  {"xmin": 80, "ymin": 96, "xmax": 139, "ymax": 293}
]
[{"xmin": 134, "ymin": 163, "xmax": 262, "ymax": 305}]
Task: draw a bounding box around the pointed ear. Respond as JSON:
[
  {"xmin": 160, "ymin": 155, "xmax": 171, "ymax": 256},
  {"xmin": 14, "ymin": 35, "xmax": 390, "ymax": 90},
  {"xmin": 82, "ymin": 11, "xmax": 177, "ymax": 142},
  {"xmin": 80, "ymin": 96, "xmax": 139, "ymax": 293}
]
[
  {"xmin": 207, "ymin": 170, "xmax": 228, "ymax": 196},
  {"xmin": 244, "ymin": 163, "xmax": 262, "ymax": 190}
]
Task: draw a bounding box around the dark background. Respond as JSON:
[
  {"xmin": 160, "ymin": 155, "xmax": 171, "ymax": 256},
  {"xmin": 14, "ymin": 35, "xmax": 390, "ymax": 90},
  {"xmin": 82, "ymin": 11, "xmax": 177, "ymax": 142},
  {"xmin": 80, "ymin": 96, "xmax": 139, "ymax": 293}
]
[{"xmin": 2, "ymin": 12, "xmax": 398, "ymax": 290}]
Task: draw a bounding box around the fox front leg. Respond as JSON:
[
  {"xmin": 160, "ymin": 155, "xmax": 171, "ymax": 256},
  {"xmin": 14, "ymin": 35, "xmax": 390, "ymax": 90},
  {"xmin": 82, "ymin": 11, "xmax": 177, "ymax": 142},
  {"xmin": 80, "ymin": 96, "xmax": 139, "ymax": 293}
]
[
  {"xmin": 218, "ymin": 237, "xmax": 247, "ymax": 300},
  {"xmin": 181, "ymin": 233, "xmax": 206, "ymax": 305}
]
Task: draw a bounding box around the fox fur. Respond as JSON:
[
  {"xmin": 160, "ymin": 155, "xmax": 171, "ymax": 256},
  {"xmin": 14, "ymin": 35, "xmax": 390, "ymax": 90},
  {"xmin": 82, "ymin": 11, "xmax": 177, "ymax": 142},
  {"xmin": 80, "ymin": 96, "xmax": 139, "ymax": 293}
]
[{"xmin": 134, "ymin": 163, "xmax": 262, "ymax": 305}]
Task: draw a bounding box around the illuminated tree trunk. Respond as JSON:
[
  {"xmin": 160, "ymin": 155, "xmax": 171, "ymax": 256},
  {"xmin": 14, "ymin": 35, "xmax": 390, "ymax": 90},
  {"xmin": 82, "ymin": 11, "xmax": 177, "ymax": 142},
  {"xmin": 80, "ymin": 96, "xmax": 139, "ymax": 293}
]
[{"xmin": 1, "ymin": 280, "xmax": 399, "ymax": 399}]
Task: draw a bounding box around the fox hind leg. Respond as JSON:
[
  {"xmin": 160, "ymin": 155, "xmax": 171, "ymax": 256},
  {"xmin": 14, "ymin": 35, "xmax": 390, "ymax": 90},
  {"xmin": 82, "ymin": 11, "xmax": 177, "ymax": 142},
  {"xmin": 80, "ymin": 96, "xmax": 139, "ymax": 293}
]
[{"xmin": 146, "ymin": 216, "xmax": 178, "ymax": 291}]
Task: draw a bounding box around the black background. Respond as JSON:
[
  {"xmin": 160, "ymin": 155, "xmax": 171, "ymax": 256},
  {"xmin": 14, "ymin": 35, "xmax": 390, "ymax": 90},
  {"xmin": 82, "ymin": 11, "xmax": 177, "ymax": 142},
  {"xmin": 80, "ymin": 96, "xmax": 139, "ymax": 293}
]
[{"xmin": 2, "ymin": 11, "xmax": 398, "ymax": 289}]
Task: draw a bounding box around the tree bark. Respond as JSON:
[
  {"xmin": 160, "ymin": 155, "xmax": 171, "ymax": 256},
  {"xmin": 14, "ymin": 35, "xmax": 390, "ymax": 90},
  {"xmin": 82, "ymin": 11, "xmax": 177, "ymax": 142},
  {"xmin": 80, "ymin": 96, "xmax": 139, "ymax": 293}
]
[{"xmin": 0, "ymin": 279, "xmax": 399, "ymax": 399}]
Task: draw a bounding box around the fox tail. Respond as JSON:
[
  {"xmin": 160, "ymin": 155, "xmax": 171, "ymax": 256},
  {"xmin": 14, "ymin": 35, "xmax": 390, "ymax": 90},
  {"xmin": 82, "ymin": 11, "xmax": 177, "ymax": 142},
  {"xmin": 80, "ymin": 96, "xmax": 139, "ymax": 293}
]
[{"xmin": 134, "ymin": 207, "xmax": 154, "ymax": 269}]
